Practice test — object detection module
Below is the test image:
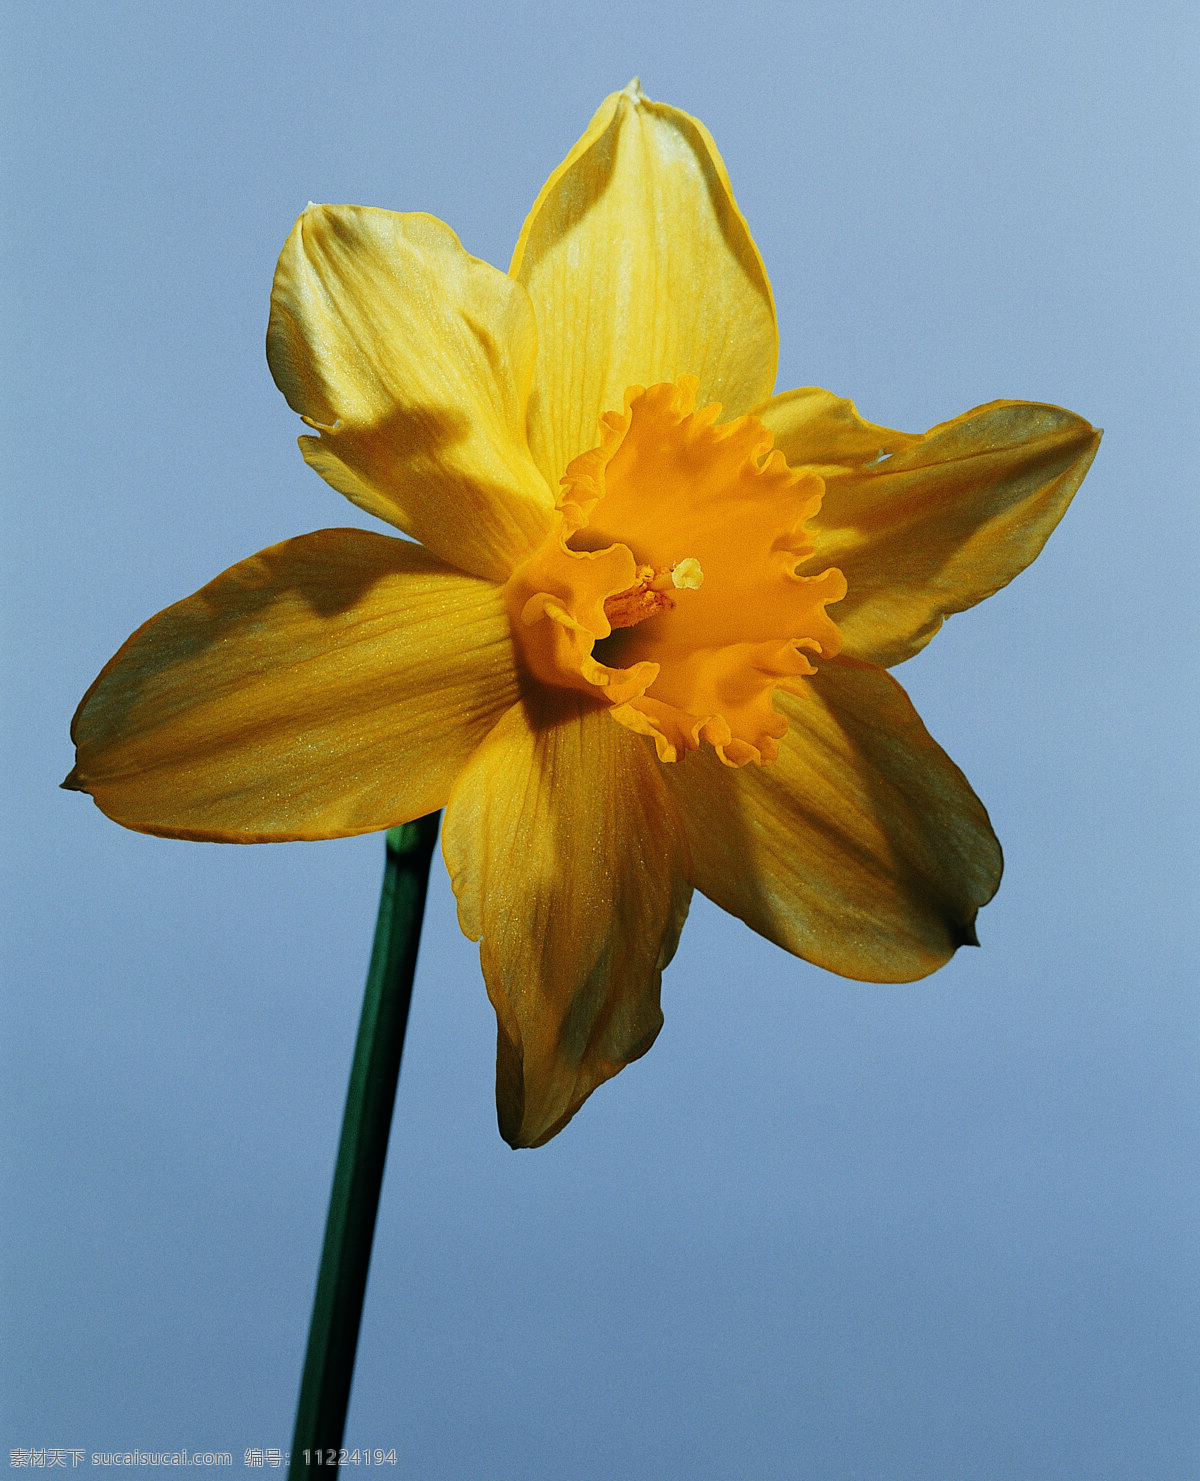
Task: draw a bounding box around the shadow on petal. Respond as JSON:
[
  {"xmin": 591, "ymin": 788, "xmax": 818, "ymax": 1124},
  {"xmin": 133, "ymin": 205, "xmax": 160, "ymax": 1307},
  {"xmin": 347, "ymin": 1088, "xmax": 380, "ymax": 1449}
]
[{"xmin": 663, "ymin": 658, "xmax": 1001, "ymax": 983}]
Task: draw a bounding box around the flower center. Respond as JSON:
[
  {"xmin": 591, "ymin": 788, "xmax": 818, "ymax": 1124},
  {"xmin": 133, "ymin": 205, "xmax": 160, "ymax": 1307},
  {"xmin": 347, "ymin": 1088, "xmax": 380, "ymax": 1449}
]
[
  {"xmin": 603, "ymin": 558, "xmax": 704, "ymax": 629},
  {"xmin": 504, "ymin": 378, "xmax": 846, "ymax": 766}
]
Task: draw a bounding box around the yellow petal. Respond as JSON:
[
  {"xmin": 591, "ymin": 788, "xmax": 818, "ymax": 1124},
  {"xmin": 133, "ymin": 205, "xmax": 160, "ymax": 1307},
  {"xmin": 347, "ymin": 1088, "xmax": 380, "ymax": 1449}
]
[
  {"xmin": 754, "ymin": 386, "xmax": 925, "ymax": 474},
  {"xmin": 442, "ymin": 689, "xmax": 692, "ymax": 1147},
  {"xmin": 510, "ymin": 80, "xmax": 778, "ymax": 484},
  {"xmin": 662, "ymin": 657, "xmax": 1002, "ymax": 982},
  {"xmin": 66, "ymin": 530, "xmax": 517, "ymax": 841},
  {"xmin": 759, "ymin": 393, "xmax": 1101, "ymax": 667},
  {"xmin": 268, "ymin": 205, "xmax": 554, "ymax": 583}
]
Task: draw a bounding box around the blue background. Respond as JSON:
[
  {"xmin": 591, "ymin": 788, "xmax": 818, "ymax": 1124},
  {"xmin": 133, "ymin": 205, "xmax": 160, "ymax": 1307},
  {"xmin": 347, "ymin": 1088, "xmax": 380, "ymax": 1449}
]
[{"xmin": 5, "ymin": 1, "xmax": 1197, "ymax": 1476}]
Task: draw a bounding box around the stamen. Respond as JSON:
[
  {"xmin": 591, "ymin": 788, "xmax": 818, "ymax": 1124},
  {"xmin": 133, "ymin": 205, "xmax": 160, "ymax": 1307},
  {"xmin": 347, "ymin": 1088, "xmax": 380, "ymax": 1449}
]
[{"xmin": 604, "ymin": 559, "xmax": 704, "ymax": 629}]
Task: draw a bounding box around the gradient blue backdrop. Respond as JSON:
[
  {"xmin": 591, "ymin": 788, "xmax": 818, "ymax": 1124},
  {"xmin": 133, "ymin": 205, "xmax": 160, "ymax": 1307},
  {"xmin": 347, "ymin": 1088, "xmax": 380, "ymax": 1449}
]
[{"xmin": 5, "ymin": 2, "xmax": 1197, "ymax": 1477}]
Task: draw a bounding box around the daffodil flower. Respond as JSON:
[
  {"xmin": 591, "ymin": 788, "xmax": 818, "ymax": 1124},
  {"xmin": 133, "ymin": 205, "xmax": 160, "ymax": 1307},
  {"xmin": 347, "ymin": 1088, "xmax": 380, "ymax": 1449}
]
[{"xmin": 67, "ymin": 82, "xmax": 1099, "ymax": 1147}]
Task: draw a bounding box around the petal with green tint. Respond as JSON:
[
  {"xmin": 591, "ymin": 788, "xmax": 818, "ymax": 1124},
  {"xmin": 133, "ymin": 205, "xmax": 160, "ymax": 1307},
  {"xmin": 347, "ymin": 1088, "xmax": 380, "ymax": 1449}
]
[
  {"xmin": 268, "ymin": 206, "xmax": 553, "ymax": 583},
  {"xmin": 442, "ymin": 690, "xmax": 692, "ymax": 1148},
  {"xmin": 66, "ymin": 531, "xmax": 517, "ymax": 841},
  {"xmin": 511, "ymin": 81, "xmax": 778, "ymax": 484},
  {"xmin": 662, "ymin": 657, "xmax": 1002, "ymax": 983},
  {"xmin": 758, "ymin": 393, "xmax": 1101, "ymax": 668}
]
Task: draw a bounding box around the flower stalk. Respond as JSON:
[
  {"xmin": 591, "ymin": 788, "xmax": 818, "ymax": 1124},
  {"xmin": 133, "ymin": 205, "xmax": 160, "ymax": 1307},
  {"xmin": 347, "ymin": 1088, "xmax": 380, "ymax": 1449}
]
[{"xmin": 288, "ymin": 812, "xmax": 441, "ymax": 1478}]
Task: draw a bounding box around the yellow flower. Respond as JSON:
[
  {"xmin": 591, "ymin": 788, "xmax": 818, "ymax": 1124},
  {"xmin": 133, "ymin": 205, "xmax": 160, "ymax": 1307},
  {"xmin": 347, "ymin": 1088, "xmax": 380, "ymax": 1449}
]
[{"xmin": 66, "ymin": 82, "xmax": 1100, "ymax": 1147}]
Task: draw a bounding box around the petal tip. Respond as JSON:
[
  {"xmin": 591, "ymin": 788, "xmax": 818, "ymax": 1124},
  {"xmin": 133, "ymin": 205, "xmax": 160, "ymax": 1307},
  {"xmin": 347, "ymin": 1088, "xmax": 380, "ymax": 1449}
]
[{"xmin": 955, "ymin": 916, "xmax": 982, "ymax": 949}]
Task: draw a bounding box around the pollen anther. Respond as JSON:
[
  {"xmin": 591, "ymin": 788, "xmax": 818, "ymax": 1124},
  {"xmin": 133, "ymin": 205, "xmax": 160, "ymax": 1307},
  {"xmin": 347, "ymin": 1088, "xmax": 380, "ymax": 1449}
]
[{"xmin": 603, "ymin": 559, "xmax": 703, "ymax": 629}]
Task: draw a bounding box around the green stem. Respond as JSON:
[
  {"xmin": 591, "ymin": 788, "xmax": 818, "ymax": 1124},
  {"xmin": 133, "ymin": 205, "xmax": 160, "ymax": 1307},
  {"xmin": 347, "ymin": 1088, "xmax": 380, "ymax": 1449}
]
[{"xmin": 288, "ymin": 812, "xmax": 441, "ymax": 1479}]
